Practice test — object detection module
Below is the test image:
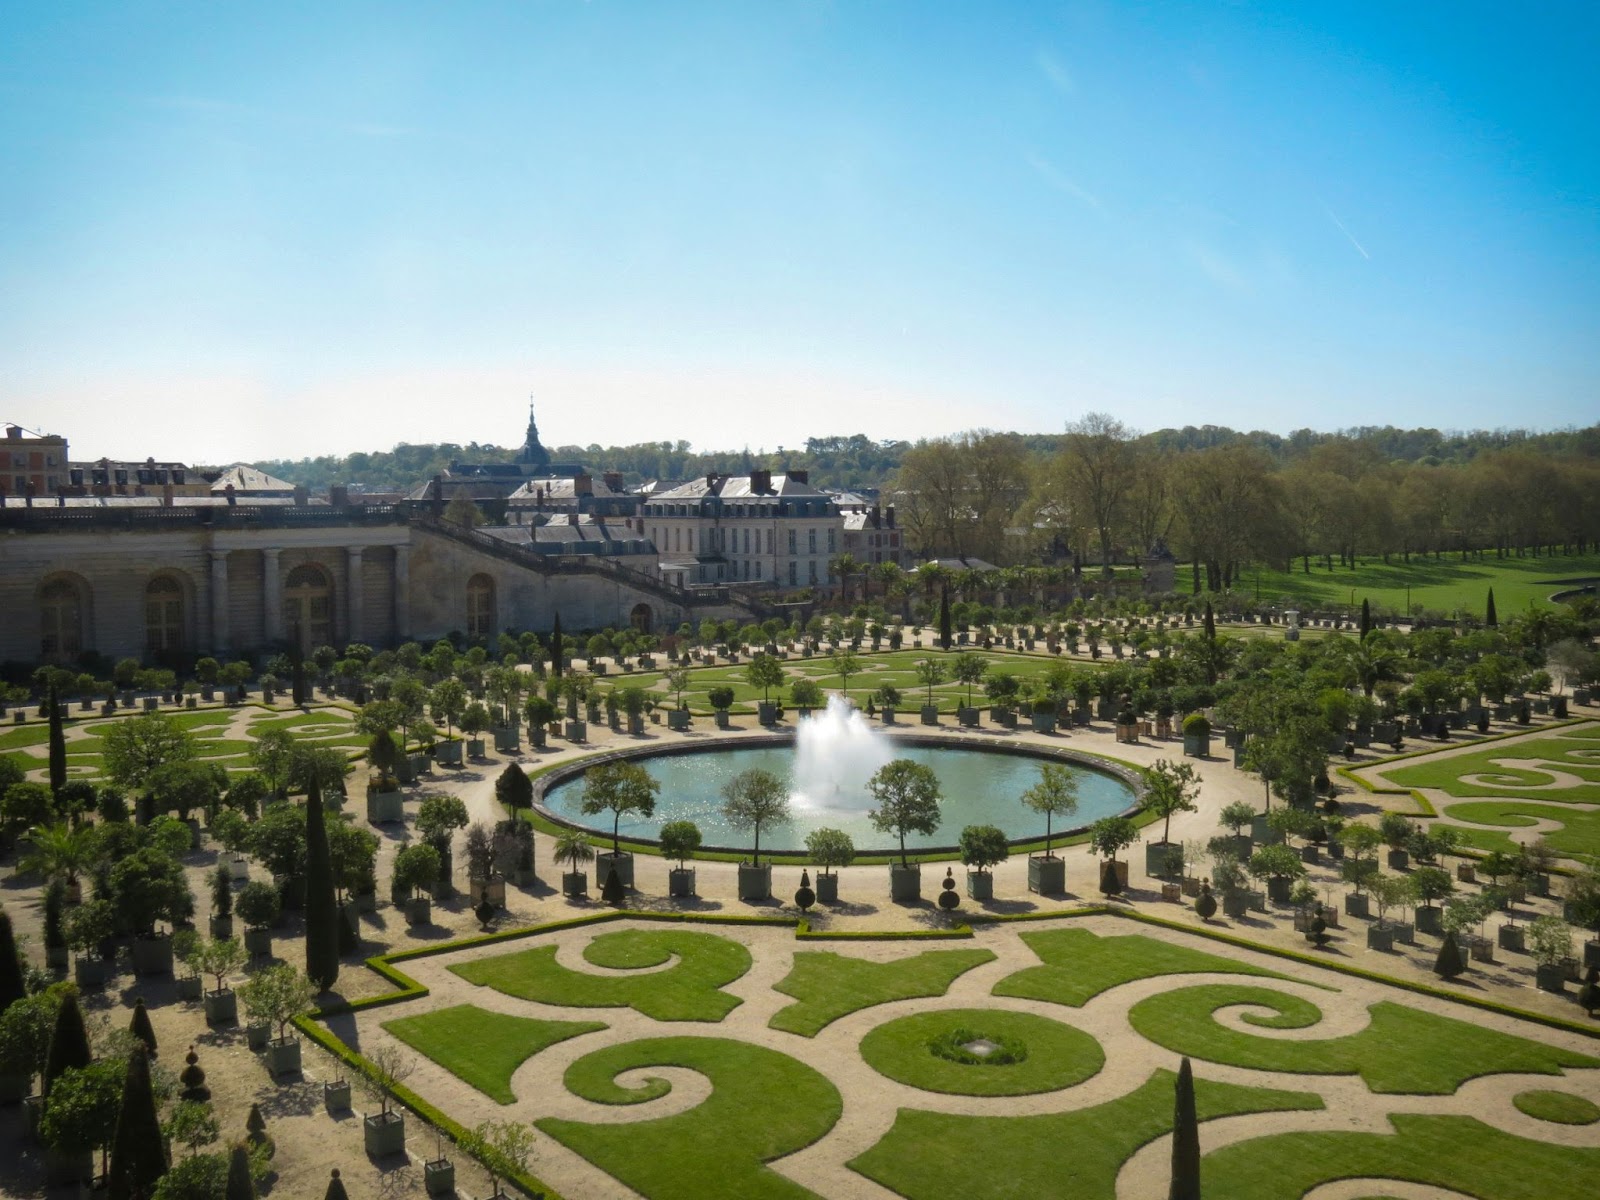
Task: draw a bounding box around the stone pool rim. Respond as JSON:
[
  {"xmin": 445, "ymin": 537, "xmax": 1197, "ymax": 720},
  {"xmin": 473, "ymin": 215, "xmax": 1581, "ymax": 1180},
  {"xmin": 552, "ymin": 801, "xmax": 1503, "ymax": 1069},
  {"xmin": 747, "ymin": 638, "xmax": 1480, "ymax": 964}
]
[{"xmin": 530, "ymin": 731, "xmax": 1147, "ymax": 858}]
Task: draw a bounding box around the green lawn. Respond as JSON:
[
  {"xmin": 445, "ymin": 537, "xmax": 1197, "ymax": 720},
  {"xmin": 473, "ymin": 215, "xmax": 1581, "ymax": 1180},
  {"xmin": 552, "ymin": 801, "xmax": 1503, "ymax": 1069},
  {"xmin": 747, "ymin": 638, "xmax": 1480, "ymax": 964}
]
[
  {"xmin": 1512, "ymin": 1089, "xmax": 1600, "ymax": 1125},
  {"xmin": 1200, "ymin": 1114, "xmax": 1600, "ymax": 1199},
  {"xmin": 1384, "ymin": 729, "xmax": 1600, "ymax": 803},
  {"xmin": 1127, "ymin": 985, "xmax": 1600, "ymax": 1094},
  {"xmin": 768, "ymin": 949, "xmax": 996, "ymax": 1037},
  {"xmin": 1442, "ymin": 799, "xmax": 1600, "ymax": 863},
  {"xmin": 539, "ymin": 1036, "xmax": 842, "ymax": 1200},
  {"xmin": 450, "ymin": 929, "xmax": 753, "ymax": 1022},
  {"xmin": 1249, "ymin": 552, "xmax": 1600, "ymax": 617},
  {"xmin": 848, "ymin": 1069, "xmax": 1321, "ymax": 1199},
  {"xmin": 381, "ymin": 1004, "xmax": 605, "ymax": 1103},
  {"xmin": 858, "ymin": 1007, "xmax": 1103, "ymax": 1097},
  {"xmin": 991, "ymin": 927, "xmax": 1290, "ymax": 1008}
]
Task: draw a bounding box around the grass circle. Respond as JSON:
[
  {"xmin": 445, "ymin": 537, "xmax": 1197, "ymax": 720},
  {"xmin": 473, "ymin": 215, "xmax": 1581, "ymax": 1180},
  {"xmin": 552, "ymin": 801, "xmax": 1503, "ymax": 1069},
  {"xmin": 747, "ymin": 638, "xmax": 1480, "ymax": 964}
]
[
  {"xmin": 1512, "ymin": 1089, "xmax": 1600, "ymax": 1125},
  {"xmin": 927, "ymin": 1027, "xmax": 1028, "ymax": 1067},
  {"xmin": 860, "ymin": 1008, "xmax": 1103, "ymax": 1096}
]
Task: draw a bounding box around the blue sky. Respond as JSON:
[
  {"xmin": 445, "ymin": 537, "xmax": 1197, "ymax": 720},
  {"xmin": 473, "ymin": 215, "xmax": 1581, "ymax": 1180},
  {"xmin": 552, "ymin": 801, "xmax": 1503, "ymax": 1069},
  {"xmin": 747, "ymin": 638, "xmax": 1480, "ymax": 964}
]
[{"xmin": 2, "ymin": 2, "xmax": 1596, "ymax": 463}]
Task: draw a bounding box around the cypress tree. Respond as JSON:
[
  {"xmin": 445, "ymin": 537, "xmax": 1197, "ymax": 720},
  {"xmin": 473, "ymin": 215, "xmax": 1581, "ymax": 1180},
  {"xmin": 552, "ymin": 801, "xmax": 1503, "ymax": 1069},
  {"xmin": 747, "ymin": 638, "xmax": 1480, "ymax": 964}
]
[
  {"xmin": 1202, "ymin": 600, "xmax": 1215, "ymax": 642},
  {"xmin": 1576, "ymin": 966, "xmax": 1598, "ymax": 1018},
  {"xmin": 938, "ymin": 586, "xmax": 952, "ymax": 651},
  {"xmin": 225, "ymin": 1143, "xmax": 256, "ymax": 1200},
  {"xmin": 550, "ymin": 612, "xmax": 564, "ymax": 678},
  {"xmin": 1202, "ymin": 601, "xmax": 1217, "ymax": 685},
  {"xmin": 1100, "ymin": 859, "xmax": 1123, "ymax": 898},
  {"xmin": 0, "ymin": 907, "xmax": 26, "ymax": 1015},
  {"xmin": 1486, "ymin": 588, "xmax": 1498, "ymax": 628},
  {"xmin": 128, "ymin": 996, "xmax": 158, "ymax": 1058},
  {"xmin": 601, "ymin": 862, "xmax": 625, "ymax": 906},
  {"xmin": 1169, "ymin": 1057, "xmax": 1200, "ymax": 1200},
  {"xmin": 1359, "ymin": 598, "xmax": 1372, "ymax": 642},
  {"xmin": 48, "ymin": 682, "xmax": 67, "ymax": 799},
  {"xmin": 1434, "ymin": 930, "xmax": 1465, "ymax": 979},
  {"xmin": 304, "ymin": 779, "xmax": 340, "ymax": 992},
  {"xmin": 495, "ymin": 762, "xmax": 532, "ymax": 813},
  {"xmin": 45, "ymin": 990, "xmax": 93, "ymax": 1097},
  {"xmin": 324, "ymin": 1168, "xmax": 350, "ymax": 1200},
  {"xmin": 108, "ymin": 1044, "xmax": 167, "ymax": 1200}
]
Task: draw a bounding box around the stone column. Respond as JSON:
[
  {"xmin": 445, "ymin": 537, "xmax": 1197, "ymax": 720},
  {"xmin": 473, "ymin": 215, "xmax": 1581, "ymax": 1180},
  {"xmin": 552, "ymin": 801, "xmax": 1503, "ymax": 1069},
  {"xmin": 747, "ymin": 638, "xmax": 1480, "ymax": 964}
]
[
  {"xmin": 393, "ymin": 545, "xmax": 411, "ymax": 639},
  {"xmin": 209, "ymin": 551, "xmax": 229, "ymax": 653},
  {"xmin": 346, "ymin": 546, "xmax": 365, "ymax": 644},
  {"xmin": 262, "ymin": 548, "xmax": 283, "ymax": 644}
]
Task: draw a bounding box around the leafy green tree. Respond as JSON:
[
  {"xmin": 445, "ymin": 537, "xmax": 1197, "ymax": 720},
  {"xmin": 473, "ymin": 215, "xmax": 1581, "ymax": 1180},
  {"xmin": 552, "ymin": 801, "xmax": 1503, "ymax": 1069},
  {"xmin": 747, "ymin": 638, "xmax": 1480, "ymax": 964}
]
[
  {"xmin": 805, "ymin": 828, "xmax": 856, "ymax": 876},
  {"xmin": 40, "ymin": 1059, "xmax": 124, "ymax": 1180},
  {"xmin": 958, "ymin": 825, "xmax": 1009, "ymax": 875},
  {"xmin": 2, "ymin": 781, "xmax": 54, "ymax": 844},
  {"xmin": 1143, "ymin": 759, "xmax": 1200, "ymax": 845},
  {"xmin": 829, "ymin": 648, "xmax": 861, "ymax": 700},
  {"xmin": 1088, "ymin": 815, "xmax": 1141, "ymax": 864},
  {"xmin": 429, "ymin": 679, "xmax": 467, "ymax": 740},
  {"xmin": 658, "ymin": 821, "xmax": 702, "ymax": 871},
  {"xmin": 950, "ymin": 651, "xmax": 988, "ymax": 708},
  {"xmin": 248, "ymin": 730, "xmax": 295, "ymax": 799},
  {"xmin": 391, "ymin": 844, "xmax": 441, "ymax": 903},
  {"xmin": 303, "ymin": 781, "xmax": 339, "ymax": 992},
  {"xmin": 789, "ymin": 678, "xmax": 824, "ymax": 710},
  {"xmin": 110, "ymin": 847, "xmax": 192, "ymax": 937},
  {"xmin": 914, "ymin": 658, "xmax": 946, "ymax": 705},
  {"xmin": 579, "ymin": 763, "xmax": 659, "ymax": 855},
  {"xmin": 867, "ymin": 760, "xmax": 943, "ymax": 867},
  {"xmin": 494, "ymin": 763, "xmax": 533, "ymax": 813},
  {"xmin": 108, "ymin": 1044, "xmax": 167, "ymax": 1199},
  {"xmin": 165, "ymin": 1099, "xmax": 220, "ymax": 1158},
  {"xmin": 1019, "ymin": 764, "xmax": 1079, "ymax": 858},
  {"xmin": 104, "ymin": 714, "xmax": 195, "ymax": 794},
  {"xmin": 720, "ymin": 769, "xmax": 791, "ymax": 868},
  {"xmin": 249, "ymin": 804, "xmax": 307, "ymax": 884},
  {"xmin": 745, "ymin": 654, "xmax": 785, "ymax": 703}
]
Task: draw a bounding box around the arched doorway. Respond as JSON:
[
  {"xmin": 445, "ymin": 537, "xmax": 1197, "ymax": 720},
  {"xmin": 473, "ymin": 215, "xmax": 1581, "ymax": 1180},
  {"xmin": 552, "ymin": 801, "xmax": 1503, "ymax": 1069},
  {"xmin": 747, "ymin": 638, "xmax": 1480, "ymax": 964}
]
[
  {"xmin": 145, "ymin": 575, "xmax": 185, "ymax": 657},
  {"xmin": 630, "ymin": 603, "xmax": 653, "ymax": 634},
  {"xmin": 284, "ymin": 564, "xmax": 333, "ymax": 654},
  {"xmin": 466, "ymin": 574, "xmax": 495, "ymax": 641},
  {"xmin": 40, "ymin": 576, "xmax": 86, "ymax": 662}
]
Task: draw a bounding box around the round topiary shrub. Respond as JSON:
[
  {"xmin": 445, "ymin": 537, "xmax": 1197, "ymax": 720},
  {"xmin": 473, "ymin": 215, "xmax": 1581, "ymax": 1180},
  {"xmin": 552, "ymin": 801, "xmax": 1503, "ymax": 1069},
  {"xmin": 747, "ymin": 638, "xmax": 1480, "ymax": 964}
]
[{"xmin": 1182, "ymin": 714, "xmax": 1211, "ymax": 735}]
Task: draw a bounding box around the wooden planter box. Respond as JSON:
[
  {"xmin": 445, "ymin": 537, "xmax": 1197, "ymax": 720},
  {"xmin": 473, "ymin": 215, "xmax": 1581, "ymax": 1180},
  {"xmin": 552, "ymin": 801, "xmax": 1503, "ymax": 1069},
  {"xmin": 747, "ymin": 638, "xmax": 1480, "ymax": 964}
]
[
  {"xmin": 245, "ymin": 1022, "xmax": 271, "ymax": 1051},
  {"xmin": 364, "ymin": 1112, "xmax": 406, "ymax": 1157},
  {"xmin": 1266, "ymin": 876, "xmax": 1293, "ymax": 905},
  {"xmin": 1180, "ymin": 875, "xmax": 1202, "ymax": 897},
  {"xmin": 1222, "ymin": 890, "xmax": 1250, "ymax": 919},
  {"xmin": 667, "ymin": 709, "xmax": 692, "ymax": 731},
  {"xmin": 957, "ymin": 707, "xmax": 980, "ymax": 728},
  {"xmin": 668, "ymin": 867, "xmax": 696, "ymax": 897},
  {"xmin": 324, "ymin": 1079, "xmax": 351, "ymax": 1112},
  {"xmin": 966, "ymin": 871, "xmax": 994, "ymax": 901},
  {"xmin": 1535, "ymin": 963, "xmax": 1567, "ymax": 993},
  {"xmin": 425, "ymin": 1158, "xmax": 456, "ymax": 1195},
  {"xmin": 204, "ymin": 988, "xmax": 237, "ymax": 1025},
  {"xmin": 758, "ymin": 702, "xmax": 779, "ymax": 726},
  {"xmin": 1160, "ymin": 882, "xmax": 1183, "ymax": 902},
  {"xmin": 244, "ymin": 928, "xmax": 273, "ymax": 958},
  {"xmin": 1344, "ymin": 893, "xmax": 1370, "ymax": 919},
  {"xmin": 1415, "ymin": 906, "xmax": 1444, "ymax": 935},
  {"xmin": 1498, "ymin": 924, "xmax": 1525, "ymax": 953},
  {"xmin": 229, "ymin": 856, "xmax": 250, "ymax": 882},
  {"xmin": 562, "ymin": 871, "xmax": 588, "ymax": 898},
  {"xmin": 816, "ymin": 873, "xmax": 839, "ymax": 904},
  {"xmin": 1028, "ymin": 855, "xmax": 1066, "ymax": 895},
  {"xmin": 889, "ymin": 864, "xmax": 922, "ymax": 902},
  {"xmin": 1387, "ymin": 849, "xmax": 1410, "ymax": 871},
  {"xmin": 209, "ymin": 914, "xmax": 233, "ymax": 940},
  {"xmin": 1469, "ymin": 936, "xmax": 1496, "ymax": 963},
  {"xmin": 466, "ymin": 738, "xmax": 487, "ymax": 758},
  {"xmin": 596, "ymin": 851, "xmax": 634, "ymax": 889},
  {"xmin": 130, "ymin": 935, "xmax": 173, "ymax": 976},
  {"xmin": 565, "ymin": 720, "xmax": 587, "ymax": 741},
  {"xmin": 1183, "ymin": 731, "xmax": 1211, "ymax": 758},
  {"xmin": 406, "ymin": 897, "xmax": 432, "ymax": 926},
  {"xmin": 175, "ymin": 975, "xmax": 203, "ymax": 1001},
  {"xmin": 265, "ymin": 1037, "xmax": 302, "ymax": 1078},
  {"xmin": 366, "ymin": 790, "xmax": 404, "ymax": 824},
  {"xmin": 737, "ymin": 864, "xmax": 772, "ymax": 901}
]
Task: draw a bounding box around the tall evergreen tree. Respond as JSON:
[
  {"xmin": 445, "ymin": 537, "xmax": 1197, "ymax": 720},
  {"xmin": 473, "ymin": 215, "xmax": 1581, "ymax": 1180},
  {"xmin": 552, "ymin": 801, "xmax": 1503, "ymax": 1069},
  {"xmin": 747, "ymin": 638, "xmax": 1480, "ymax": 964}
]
[
  {"xmin": 108, "ymin": 1044, "xmax": 167, "ymax": 1200},
  {"xmin": 1486, "ymin": 588, "xmax": 1498, "ymax": 627},
  {"xmin": 303, "ymin": 780, "xmax": 339, "ymax": 991},
  {"xmin": 45, "ymin": 991, "xmax": 93, "ymax": 1097},
  {"xmin": 938, "ymin": 587, "xmax": 952, "ymax": 651},
  {"xmin": 550, "ymin": 612, "xmax": 564, "ymax": 678},
  {"xmin": 0, "ymin": 908, "xmax": 26, "ymax": 1015},
  {"xmin": 495, "ymin": 763, "xmax": 533, "ymax": 813},
  {"xmin": 1359, "ymin": 598, "xmax": 1372, "ymax": 641},
  {"xmin": 128, "ymin": 996, "xmax": 157, "ymax": 1058},
  {"xmin": 48, "ymin": 682, "xmax": 67, "ymax": 799},
  {"xmin": 225, "ymin": 1143, "xmax": 256, "ymax": 1200},
  {"xmin": 1169, "ymin": 1057, "xmax": 1200, "ymax": 1200},
  {"xmin": 1434, "ymin": 931, "xmax": 1465, "ymax": 979},
  {"xmin": 1203, "ymin": 599, "xmax": 1215, "ymax": 642},
  {"xmin": 601, "ymin": 862, "xmax": 625, "ymax": 906}
]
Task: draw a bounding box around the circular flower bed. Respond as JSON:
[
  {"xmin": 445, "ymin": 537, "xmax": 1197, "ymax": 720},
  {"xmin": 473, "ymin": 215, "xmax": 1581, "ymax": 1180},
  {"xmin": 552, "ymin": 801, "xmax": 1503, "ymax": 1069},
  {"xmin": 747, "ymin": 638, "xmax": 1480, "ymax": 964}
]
[{"xmin": 859, "ymin": 1008, "xmax": 1103, "ymax": 1097}]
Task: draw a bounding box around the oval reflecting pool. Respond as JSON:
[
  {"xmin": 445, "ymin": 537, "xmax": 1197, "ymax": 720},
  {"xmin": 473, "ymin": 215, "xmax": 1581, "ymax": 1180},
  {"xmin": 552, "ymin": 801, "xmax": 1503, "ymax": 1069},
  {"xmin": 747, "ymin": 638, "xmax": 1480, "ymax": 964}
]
[{"xmin": 537, "ymin": 743, "xmax": 1138, "ymax": 853}]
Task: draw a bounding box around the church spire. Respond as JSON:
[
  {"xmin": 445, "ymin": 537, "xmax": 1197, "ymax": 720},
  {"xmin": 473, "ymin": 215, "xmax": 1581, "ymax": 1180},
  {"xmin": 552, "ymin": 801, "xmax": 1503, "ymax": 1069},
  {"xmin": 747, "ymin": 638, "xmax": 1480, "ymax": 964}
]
[{"xmin": 520, "ymin": 394, "xmax": 550, "ymax": 469}]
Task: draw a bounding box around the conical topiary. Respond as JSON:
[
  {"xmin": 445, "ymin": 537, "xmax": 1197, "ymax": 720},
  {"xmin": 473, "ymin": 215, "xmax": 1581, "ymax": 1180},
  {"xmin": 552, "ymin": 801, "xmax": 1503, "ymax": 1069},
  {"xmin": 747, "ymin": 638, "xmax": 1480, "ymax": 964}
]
[
  {"xmin": 1169, "ymin": 1057, "xmax": 1200, "ymax": 1200},
  {"xmin": 1486, "ymin": 588, "xmax": 1497, "ymax": 628},
  {"xmin": 1360, "ymin": 598, "xmax": 1372, "ymax": 641},
  {"xmin": 225, "ymin": 1142, "xmax": 256, "ymax": 1199},
  {"xmin": 129, "ymin": 996, "xmax": 158, "ymax": 1058},
  {"xmin": 1100, "ymin": 859, "xmax": 1123, "ymax": 898},
  {"xmin": 45, "ymin": 991, "xmax": 93, "ymax": 1097},
  {"xmin": 475, "ymin": 898, "xmax": 496, "ymax": 930},
  {"xmin": 246, "ymin": 1102, "xmax": 268, "ymax": 1146},
  {"xmin": 1435, "ymin": 931, "xmax": 1465, "ymax": 979},
  {"xmin": 0, "ymin": 907, "xmax": 26, "ymax": 1015},
  {"xmin": 324, "ymin": 1167, "xmax": 350, "ymax": 1200},
  {"xmin": 108, "ymin": 1044, "xmax": 167, "ymax": 1199},
  {"xmin": 601, "ymin": 862, "xmax": 625, "ymax": 906},
  {"xmin": 794, "ymin": 870, "xmax": 815, "ymax": 912},
  {"xmin": 303, "ymin": 780, "xmax": 340, "ymax": 992},
  {"xmin": 1577, "ymin": 966, "xmax": 1598, "ymax": 1018}
]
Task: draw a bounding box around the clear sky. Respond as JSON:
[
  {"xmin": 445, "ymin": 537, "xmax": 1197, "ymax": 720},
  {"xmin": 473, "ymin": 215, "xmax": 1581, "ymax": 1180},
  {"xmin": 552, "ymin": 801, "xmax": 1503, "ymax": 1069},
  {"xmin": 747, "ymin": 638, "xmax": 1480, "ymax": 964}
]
[{"xmin": 2, "ymin": 2, "xmax": 1596, "ymax": 464}]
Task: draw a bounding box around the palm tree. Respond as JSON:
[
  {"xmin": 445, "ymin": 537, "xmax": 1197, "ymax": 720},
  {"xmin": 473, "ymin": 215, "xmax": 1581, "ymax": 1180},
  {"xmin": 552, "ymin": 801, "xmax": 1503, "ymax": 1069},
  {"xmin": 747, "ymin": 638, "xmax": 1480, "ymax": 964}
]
[
  {"xmin": 1341, "ymin": 638, "xmax": 1401, "ymax": 698},
  {"xmin": 22, "ymin": 822, "xmax": 99, "ymax": 891},
  {"xmin": 829, "ymin": 553, "xmax": 861, "ymax": 605}
]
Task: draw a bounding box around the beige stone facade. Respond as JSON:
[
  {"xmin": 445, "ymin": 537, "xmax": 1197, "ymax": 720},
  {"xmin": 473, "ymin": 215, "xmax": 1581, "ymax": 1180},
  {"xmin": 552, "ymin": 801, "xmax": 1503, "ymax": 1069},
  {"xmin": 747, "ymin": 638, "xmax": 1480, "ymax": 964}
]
[{"xmin": 1, "ymin": 505, "xmax": 734, "ymax": 667}]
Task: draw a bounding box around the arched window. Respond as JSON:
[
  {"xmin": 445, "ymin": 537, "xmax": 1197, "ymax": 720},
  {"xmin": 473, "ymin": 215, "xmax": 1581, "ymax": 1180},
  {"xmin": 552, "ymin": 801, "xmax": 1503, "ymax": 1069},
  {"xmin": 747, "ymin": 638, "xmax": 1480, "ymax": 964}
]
[
  {"xmin": 284, "ymin": 564, "xmax": 333, "ymax": 653},
  {"xmin": 40, "ymin": 578, "xmax": 84, "ymax": 661},
  {"xmin": 145, "ymin": 576, "xmax": 184, "ymax": 656},
  {"xmin": 466, "ymin": 574, "xmax": 495, "ymax": 641},
  {"xmin": 630, "ymin": 603, "xmax": 652, "ymax": 634}
]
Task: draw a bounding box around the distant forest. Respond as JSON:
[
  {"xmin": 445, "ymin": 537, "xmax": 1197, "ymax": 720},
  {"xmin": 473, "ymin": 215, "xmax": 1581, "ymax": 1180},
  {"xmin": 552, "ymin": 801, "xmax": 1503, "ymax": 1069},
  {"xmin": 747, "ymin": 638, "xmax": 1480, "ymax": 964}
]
[{"xmin": 253, "ymin": 423, "xmax": 1600, "ymax": 495}]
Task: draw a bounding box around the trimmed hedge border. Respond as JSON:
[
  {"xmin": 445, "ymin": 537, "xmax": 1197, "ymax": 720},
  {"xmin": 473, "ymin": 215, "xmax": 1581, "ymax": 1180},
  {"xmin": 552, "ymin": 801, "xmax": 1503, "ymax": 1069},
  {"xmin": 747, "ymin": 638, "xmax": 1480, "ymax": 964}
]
[{"xmin": 796, "ymin": 920, "xmax": 974, "ymax": 940}]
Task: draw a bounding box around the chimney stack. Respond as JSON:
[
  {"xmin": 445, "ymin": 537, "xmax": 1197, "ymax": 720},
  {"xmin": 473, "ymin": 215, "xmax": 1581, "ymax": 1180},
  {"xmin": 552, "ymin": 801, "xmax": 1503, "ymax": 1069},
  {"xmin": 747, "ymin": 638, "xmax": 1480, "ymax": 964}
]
[
  {"xmin": 5, "ymin": 426, "xmax": 21, "ymax": 440},
  {"xmin": 225, "ymin": 483, "xmax": 237, "ymax": 506},
  {"xmin": 787, "ymin": 468, "xmax": 808, "ymax": 485},
  {"xmin": 602, "ymin": 471, "xmax": 623, "ymax": 491},
  {"xmin": 330, "ymin": 484, "xmax": 349, "ymax": 507},
  {"xmin": 885, "ymin": 505, "xmax": 896, "ymax": 528},
  {"xmin": 162, "ymin": 483, "xmax": 173, "ymax": 507},
  {"xmin": 749, "ymin": 468, "xmax": 772, "ymax": 494},
  {"xmin": 574, "ymin": 473, "xmax": 593, "ymax": 496}
]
